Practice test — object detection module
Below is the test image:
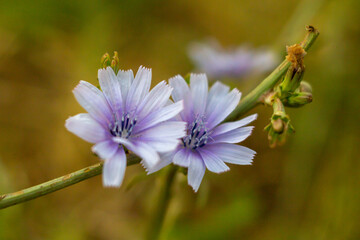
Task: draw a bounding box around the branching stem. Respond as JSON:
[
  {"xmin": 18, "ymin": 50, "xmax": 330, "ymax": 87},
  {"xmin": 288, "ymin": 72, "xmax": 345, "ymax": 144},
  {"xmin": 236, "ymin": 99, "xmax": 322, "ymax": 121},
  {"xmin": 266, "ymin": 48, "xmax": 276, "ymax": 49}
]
[{"xmin": 226, "ymin": 26, "xmax": 319, "ymax": 121}]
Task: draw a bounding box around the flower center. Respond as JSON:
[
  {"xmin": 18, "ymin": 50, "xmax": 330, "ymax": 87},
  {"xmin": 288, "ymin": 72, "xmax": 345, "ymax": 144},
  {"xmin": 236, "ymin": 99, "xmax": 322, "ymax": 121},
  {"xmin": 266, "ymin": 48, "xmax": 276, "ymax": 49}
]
[
  {"xmin": 182, "ymin": 116, "xmax": 210, "ymax": 150},
  {"xmin": 109, "ymin": 113, "xmax": 137, "ymax": 139}
]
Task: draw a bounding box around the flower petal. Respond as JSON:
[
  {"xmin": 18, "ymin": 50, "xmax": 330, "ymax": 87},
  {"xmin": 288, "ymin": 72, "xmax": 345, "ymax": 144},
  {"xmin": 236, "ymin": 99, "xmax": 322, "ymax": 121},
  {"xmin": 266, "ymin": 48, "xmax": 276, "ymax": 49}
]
[
  {"xmin": 136, "ymin": 81, "xmax": 173, "ymax": 120},
  {"xmin": 211, "ymin": 114, "xmax": 257, "ymax": 136},
  {"xmin": 190, "ymin": 73, "xmax": 208, "ymax": 115},
  {"xmin": 147, "ymin": 151, "xmax": 174, "ymax": 174},
  {"xmin": 73, "ymin": 80, "xmax": 112, "ymax": 127},
  {"xmin": 211, "ymin": 126, "xmax": 254, "ymax": 143},
  {"xmin": 136, "ymin": 121, "xmax": 186, "ymax": 138},
  {"xmin": 206, "ymin": 81, "xmax": 230, "ymax": 116},
  {"xmin": 203, "ymin": 143, "xmax": 255, "ymax": 165},
  {"xmin": 65, "ymin": 113, "xmax": 108, "ymax": 143},
  {"xmin": 187, "ymin": 152, "xmax": 206, "ymax": 192},
  {"xmin": 126, "ymin": 66, "xmax": 151, "ymax": 112},
  {"xmin": 103, "ymin": 147, "xmax": 127, "ymax": 187},
  {"xmin": 98, "ymin": 67, "xmax": 123, "ymax": 114},
  {"xmin": 206, "ymin": 88, "xmax": 241, "ymax": 129},
  {"xmin": 117, "ymin": 69, "xmax": 134, "ymax": 102},
  {"xmin": 112, "ymin": 137, "xmax": 160, "ymax": 169},
  {"xmin": 198, "ymin": 149, "xmax": 229, "ymax": 173},
  {"xmin": 169, "ymin": 75, "xmax": 190, "ymax": 102},
  {"xmin": 135, "ymin": 121, "xmax": 186, "ymax": 152},
  {"xmin": 169, "ymin": 75, "xmax": 193, "ymax": 122},
  {"xmin": 173, "ymin": 148, "xmax": 191, "ymax": 167},
  {"xmin": 134, "ymin": 101, "xmax": 184, "ymax": 133},
  {"xmin": 138, "ymin": 139, "xmax": 180, "ymax": 153},
  {"xmin": 92, "ymin": 140, "xmax": 119, "ymax": 160}
]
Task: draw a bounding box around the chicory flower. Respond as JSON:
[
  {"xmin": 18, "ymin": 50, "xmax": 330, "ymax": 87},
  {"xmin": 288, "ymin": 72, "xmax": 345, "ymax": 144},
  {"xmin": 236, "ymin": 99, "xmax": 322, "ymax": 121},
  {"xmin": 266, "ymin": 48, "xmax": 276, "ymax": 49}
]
[
  {"xmin": 188, "ymin": 40, "xmax": 277, "ymax": 79},
  {"xmin": 66, "ymin": 66, "xmax": 186, "ymax": 187},
  {"xmin": 149, "ymin": 74, "xmax": 257, "ymax": 192}
]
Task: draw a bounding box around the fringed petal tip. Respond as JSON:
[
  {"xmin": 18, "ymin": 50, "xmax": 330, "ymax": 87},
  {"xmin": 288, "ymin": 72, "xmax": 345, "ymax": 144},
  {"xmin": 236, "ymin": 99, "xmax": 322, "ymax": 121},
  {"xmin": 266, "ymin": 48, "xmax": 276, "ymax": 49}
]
[
  {"xmin": 98, "ymin": 66, "xmax": 114, "ymax": 75},
  {"xmin": 169, "ymin": 74, "xmax": 185, "ymax": 82},
  {"xmin": 232, "ymin": 87, "xmax": 242, "ymax": 99},
  {"xmin": 190, "ymin": 72, "xmax": 207, "ymax": 80},
  {"xmin": 140, "ymin": 160, "xmax": 157, "ymax": 174},
  {"xmin": 137, "ymin": 65, "xmax": 152, "ymax": 73}
]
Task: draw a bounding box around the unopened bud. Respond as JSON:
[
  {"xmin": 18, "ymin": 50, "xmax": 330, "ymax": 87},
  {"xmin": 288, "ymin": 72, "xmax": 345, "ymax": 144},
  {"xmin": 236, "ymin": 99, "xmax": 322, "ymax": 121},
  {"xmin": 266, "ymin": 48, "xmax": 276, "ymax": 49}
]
[
  {"xmin": 299, "ymin": 81, "xmax": 312, "ymax": 93},
  {"xmin": 264, "ymin": 98, "xmax": 295, "ymax": 148},
  {"xmin": 280, "ymin": 65, "xmax": 305, "ymax": 96},
  {"xmin": 285, "ymin": 92, "xmax": 312, "ymax": 108}
]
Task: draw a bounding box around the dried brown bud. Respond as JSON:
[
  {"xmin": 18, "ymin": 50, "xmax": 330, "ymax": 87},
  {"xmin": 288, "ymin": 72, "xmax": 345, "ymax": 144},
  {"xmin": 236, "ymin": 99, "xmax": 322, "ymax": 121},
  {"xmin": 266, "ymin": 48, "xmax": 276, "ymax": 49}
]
[{"xmin": 286, "ymin": 44, "xmax": 306, "ymax": 70}]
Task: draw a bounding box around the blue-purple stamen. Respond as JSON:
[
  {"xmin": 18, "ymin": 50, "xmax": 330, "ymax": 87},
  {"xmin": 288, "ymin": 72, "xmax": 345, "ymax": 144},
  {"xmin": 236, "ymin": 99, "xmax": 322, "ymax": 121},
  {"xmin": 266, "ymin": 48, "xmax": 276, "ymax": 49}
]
[
  {"xmin": 109, "ymin": 113, "xmax": 137, "ymax": 139},
  {"xmin": 183, "ymin": 116, "xmax": 210, "ymax": 150}
]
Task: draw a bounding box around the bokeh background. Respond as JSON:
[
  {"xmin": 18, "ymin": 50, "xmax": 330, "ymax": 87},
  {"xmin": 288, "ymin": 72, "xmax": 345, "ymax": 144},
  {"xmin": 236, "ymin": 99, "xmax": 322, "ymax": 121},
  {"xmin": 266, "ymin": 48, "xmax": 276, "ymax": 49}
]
[{"xmin": 1, "ymin": 0, "xmax": 360, "ymax": 239}]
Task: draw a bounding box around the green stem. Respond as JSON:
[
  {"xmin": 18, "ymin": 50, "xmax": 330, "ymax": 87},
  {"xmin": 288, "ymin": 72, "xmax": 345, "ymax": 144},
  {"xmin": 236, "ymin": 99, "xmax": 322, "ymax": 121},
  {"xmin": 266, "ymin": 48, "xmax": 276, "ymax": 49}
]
[
  {"xmin": 226, "ymin": 26, "xmax": 319, "ymax": 121},
  {"xmin": 146, "ymin": 165, "xmax": 177, "ymax": 240},
  {"xmin": 0, "ymin": 26, "xmax": 319, "ymax": 211},
  {"xmin": 0, "ymin": 154, "xmax": 140, "ymax": 209}
]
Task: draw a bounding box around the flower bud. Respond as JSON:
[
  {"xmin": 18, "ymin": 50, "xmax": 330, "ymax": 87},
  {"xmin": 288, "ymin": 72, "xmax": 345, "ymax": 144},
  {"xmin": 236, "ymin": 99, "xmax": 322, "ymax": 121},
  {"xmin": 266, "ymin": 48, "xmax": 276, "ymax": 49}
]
[
  {"xmin": 279, "ymin": 65, "xmax": 304, "ymax": 96},
  {"xmin": 285, "ymin": 92, "xmax": 312, "ymax": 108},
  {"xmin": 264, "ymin": 98, "xmax": 295, "ymax": 147},
  {"xmin": 299, "ymin": 81, "xmax": 312, "ymax": 93}
]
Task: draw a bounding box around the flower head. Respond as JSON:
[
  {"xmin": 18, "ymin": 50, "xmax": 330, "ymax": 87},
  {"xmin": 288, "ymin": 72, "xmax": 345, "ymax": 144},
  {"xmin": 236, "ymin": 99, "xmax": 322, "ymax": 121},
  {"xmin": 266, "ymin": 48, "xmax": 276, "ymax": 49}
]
[
  {"xmin": 66, "ymin": 66, "xmax": 186, "ymax": 187},
  {"xmin": 188, "ymin": 40, "xmax": 278, "ymax": 79},
  {"xmin": 149, "ymin": 74, "xmax": 257, "ymax": 192}
]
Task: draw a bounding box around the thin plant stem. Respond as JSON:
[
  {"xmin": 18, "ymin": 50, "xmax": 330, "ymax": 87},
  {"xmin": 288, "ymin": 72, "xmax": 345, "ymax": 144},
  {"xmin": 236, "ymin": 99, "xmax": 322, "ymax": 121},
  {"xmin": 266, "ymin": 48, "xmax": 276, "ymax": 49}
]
[
  {"xmin": 0, "ymin": 26, "xmax": 319, "ymax": 210},
  {"xmin": 146, "ymin": 165, "xmax": 177, "ymax": 240},
  {"xmin": 0, "ymin": 154, "xmax": 140, "ymax": 209}
]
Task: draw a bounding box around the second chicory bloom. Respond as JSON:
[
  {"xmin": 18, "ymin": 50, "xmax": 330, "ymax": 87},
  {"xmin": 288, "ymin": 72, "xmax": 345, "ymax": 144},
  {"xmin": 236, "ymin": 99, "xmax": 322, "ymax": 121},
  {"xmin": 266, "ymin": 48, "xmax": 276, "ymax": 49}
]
[
  {"xmin": 188, "ymin": 40, "xmax": 277, "ymax": 79},
  {"xmin": 66, "ymin": 66, "xmax": 186, "ymax": 188},
  {"xmin": 149, "ymin": 74, "xmax": 257, "ymax": 192}
]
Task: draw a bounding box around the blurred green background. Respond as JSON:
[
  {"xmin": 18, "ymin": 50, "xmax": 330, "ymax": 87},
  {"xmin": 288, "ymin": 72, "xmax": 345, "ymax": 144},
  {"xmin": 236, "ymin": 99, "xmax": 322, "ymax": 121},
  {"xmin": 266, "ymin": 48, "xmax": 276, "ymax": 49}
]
[{"xmin": 0, "ymin": 0, "xmax": 360, "ymax": 239}]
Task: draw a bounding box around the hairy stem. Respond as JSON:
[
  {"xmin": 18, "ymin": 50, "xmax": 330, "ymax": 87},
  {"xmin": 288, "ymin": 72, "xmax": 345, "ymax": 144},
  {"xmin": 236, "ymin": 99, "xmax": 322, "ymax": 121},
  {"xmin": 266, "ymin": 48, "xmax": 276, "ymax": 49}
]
[
  {"xmin": 226, "ymin": 26, "xmax": 319, "ymax": 121},
  {"xmin": 0, "ymin": 26, "xmax": 319, "ymax": 210},
  {"xmin": 146, "ymin": 165, "xmax": 177, "ymax": 240},
  {"xmin": 0, "ymin": 154, "xmax": 140, "ymax": 209}
]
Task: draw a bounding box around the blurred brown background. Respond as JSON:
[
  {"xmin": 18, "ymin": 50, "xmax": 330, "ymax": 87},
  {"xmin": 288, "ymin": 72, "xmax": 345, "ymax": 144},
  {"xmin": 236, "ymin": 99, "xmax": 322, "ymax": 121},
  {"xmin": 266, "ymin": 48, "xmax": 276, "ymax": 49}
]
[{"xmin": 1, "ymin": 0, "xmax": 360, "ymax": 239}]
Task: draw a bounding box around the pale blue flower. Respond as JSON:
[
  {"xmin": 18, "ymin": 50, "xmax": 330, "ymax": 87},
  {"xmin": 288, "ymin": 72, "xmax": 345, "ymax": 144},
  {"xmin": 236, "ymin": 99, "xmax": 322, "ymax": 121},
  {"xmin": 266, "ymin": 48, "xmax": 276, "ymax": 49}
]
[
  {"xmin": 149, "ymin": 74, "xmax": 257, "ymax": 192},
  {"xmin": 188, "ymin": 40, "xmax": 277, "ymax": 79},
  {"xmin": 66, "ymin": 66, "xmax": 186, "ymax": 187}
]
